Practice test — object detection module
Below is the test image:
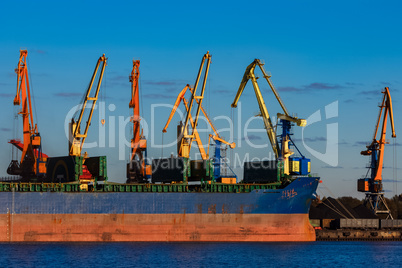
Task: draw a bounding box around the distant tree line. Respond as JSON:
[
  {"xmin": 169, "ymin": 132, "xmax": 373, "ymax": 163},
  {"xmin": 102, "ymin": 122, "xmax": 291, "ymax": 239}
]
[{"xmin": 311, "ymin": 195, "xmax": 402, "ymax": 219}]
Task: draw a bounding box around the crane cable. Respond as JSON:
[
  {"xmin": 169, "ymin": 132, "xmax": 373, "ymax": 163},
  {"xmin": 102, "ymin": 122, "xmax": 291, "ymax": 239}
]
[
  {"xmin": 393, "ymin": 138, "xmax": 397, "ymax": 197},
  {"xmin": 161, "ymin": 133, "xmax": 164, "ymax": 158},
  {"xmin": 318, "ymin": 181, "xmax": 356, "ymax": 220},
  {"xmin": 207, "ymin": 70, "xmax": 210, "ymax": 152},
  {"xmin": 231, "ymin": 106, "xmax": 235, "ymax": 173},
  {"xmin": 100, "ymin": 63, "xmax": 106, "ymax": 126},
  {"xmin": 11, "ymin": 106, "xmax": 19, "ymax": 161},
  {"xmin": 27, "ymin": 56, "xmax": 39, "ymax": 130},
  {"xmin": 139, "ymin": 63, "xmax": 144, "ymax": 127}
]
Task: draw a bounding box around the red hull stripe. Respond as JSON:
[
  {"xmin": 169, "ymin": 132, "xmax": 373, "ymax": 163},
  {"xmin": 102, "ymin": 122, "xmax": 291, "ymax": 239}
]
[{"xmin": 0, "ymin": 213, "xmax": 315, "ymax": 242}]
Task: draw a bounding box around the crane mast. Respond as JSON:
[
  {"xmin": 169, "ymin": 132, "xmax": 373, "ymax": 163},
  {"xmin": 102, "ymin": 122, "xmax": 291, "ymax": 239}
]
[
  {"xmin": 163, "ymin": 85, "xmax": 223, "ymax": 160},
  {"xmin": 69, "ymin": 54, "xmax": 107, "ymax": 157},
  {"xmin": 127, "ymin": 60, "xmax": 149, "ymax": 183},
  {"xmin": 358, "ymin": 87, "xmax": 396, "ymax": 218},
  {"xmin": 7, "ymin": 49, "xmax": 46, "ymax": 179},
  {"xmin": 231, "ymin": 59, "xmax": 309, "ymax": 178},
  {"xmin": 163, "ymin": 85, "xmax": 207, "ymax": 159},
  {"xmin": 178, "ymin": 52, "xmax": 211, "ymax": 159},
  {"xmin": 42, "ymin": 54, "xmax": 108, "ymax": 189},
  {"xmin": 163, "ymin": 85, "xmax": 236, "ymax": 180},
  {"xmin": 162, "ymin": 52, "xmax": 236, "ymax": 182},
  {"xmin": 232, "ymin": 59, "xmax": 280, "ymax": 157}
]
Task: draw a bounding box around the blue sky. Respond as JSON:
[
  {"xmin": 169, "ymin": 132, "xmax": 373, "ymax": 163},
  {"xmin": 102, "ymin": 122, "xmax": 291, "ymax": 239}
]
[{"xmin": 1, "ymin": 0, "xmax": 402, "ymax": 198}]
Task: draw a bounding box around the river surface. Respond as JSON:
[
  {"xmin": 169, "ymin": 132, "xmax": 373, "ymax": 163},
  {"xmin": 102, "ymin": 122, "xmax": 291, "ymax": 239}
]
[{"xmin": 0, "ymin": 241, "xmax": 400, "ymax": 267}]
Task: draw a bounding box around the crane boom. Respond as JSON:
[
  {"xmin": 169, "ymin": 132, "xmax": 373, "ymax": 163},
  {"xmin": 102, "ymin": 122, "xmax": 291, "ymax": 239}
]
[
  {"xmin": 7, "ymin": 50, "xmax": 46, "ymax": 178},
  {"xmin": 358, "ymin": 87, "xmax": 396, "ymax": 219},
  {"xmin": 373, "ymin": 87, "xmax": 396, "ymax": 182},
  {"xmin": 129, "ymin": 60, "xmax": 146, "ymax": 161},
  {"xmin": 14, "ymin": 50, "xmax": 36, "ymax": 163},
  {"xmin": 69, "ymin": 54, "xmax": 107, "ymax": 157},
  {"xmin": 162, "ymin": 52, "xmax": 236, "ymax": 182},
  {"xmin": 163, "ymin": 85, "xmax": 219, "ymax": 135},
  {"xmin": 231, "ymin": 59, "xmax": 282, "ymax": 158},
  {"xmin": 360, "ymin": 87, "xmax": 396, "ymax": 184},
  {"xmin": 207, "ymin": 134, "xmax": 236, "ymax": 158},
  {"xmin": 231, "ymin": 59, "xmax": 308, "ymax": 176},
  {"xmin": 179, "ymin": 52, "xmax": 211, "ymax": 158},
  {"xmin": 163, "ymin": 84, "xmax": 227, "ymax": 160},
  {"xmin": 182, "ymin": 98, "xmax": 207, "ymax": 159},
  {"xmin": 162, "ymin": 85, "xmax": 190, "ymax": 133},
  {"xmin": 126, "ymin": 59, "xmax": 150, "ymax": 183}
]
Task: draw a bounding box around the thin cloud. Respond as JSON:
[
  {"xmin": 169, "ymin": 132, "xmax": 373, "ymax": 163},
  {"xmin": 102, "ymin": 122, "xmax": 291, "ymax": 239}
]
[
  {"xmin": 143, "ymin": 80, "xmax": 187, "ymax": 87},
  {"xmin": 143, "ymin": 93, "xmax": 174, "ymax": 99},
  {"xmin": 0, "ymin": 128, "xmax": 11, "ymax": 132},
  {"xmin": 104, "ymin": 75, "xmax": 127, "ymax": 88},
  {"xmin": 32, "ymin": 49, "xmax": 46, "ymax": 54},
  {"xmin": 344, "ymin": 99, "xmax": 355, "ymax": 103},
  {"xmin": 322, "ymin": 165, "xmax": 343, "ymax": 169},
  {"xmin": 354, "ymin": 141, "xmax": 370, "ymax": 146},
  {"xmin": 278, "ymin": 82, "xmax": 346, "ymax": 92},
  {"xmin": 242, "ymin": 134, "xmax": 261, "ymax": 141},
  {"xmin": 304, "ymin": 137, "xmax": 327, "ymax": 142},
  {"xmin": 277, "ymin": 86, "xmax": 299, "ymax": 92},
  {"xmin": 354, "ymin": 141, "xmax": 400, "ymax": 147},
  {"xmin": 293, "ymin": 137, "xmax": 327, "ymax": 142},
  {"xmin": 54, "ymin": 92, "xmax": 82, "ymax": 98},
  {"xmin": 337, "ymin": 141, "xmax": 349, "ymax": 145},
  {"xmin": 110, "ymin": 75, "xmax": 126, "ymax": 81},
  {"xmin": 0, "ymin": 93, "xmax": 14, "ymax": 98},
  {"xmin": 385, "ymin": 142, "xmax": 402, "ymax": 146},
  {"xmin": 215, "ymin": 89, "xmax": 233, "ymax": 95},
  {"xmin": 383, "ymin": 179, "xmax": 401, "ymax": 183},
  {"xmin": 304, "ymin": 82, "xmax": 344, "ymax": 90},
  {"xmin": 144, "ymin": 81, "xmax": 178, "ymax": 86},
  {"xmin": 345, "ymin": 82, "xmax": 364, "ymax": 86},
  {"xmin": 359, "ymin": 90, "xmax": 379, "ymax": 95}
]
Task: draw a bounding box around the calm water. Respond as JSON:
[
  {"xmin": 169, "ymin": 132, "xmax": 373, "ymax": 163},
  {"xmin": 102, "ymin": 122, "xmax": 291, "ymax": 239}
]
[{"xmin": 0, "ymin": 242, "xmax": 400, "ymax": 267}]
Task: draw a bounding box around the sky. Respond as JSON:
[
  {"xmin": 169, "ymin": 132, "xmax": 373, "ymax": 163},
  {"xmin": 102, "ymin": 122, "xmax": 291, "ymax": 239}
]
[{"xmin": 0, "ymin": 0, "xmax": 402, "ymax": 199}]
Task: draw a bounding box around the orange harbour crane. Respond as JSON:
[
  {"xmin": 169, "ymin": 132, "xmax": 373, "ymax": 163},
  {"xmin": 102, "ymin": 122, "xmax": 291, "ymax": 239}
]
[
  {"xmin": 358, "ymin": 87, "xmax": 396, "ymax": 219},
  {"xmin": 126, "ymin": 60, "xmax": 150, "ymax": 183},
  {"xmin": 7, "ymin": 50, "xmax": 47, "ymax": 179}
]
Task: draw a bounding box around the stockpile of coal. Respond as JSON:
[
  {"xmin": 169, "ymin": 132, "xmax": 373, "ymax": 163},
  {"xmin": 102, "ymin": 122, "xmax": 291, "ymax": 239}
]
[{"xmin": 310, "ymin": 197, "xmax": 377, "ymax": 220}]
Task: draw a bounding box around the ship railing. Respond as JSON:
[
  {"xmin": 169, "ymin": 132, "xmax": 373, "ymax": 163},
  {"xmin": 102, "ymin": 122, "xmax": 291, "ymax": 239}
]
[
  {"xmin": 294, "ymin": 173, "xmax": 319, "ymax": 178},
  {"xmin": 0, "ymin": 176, "xmax": 21, "ymax": 182}
]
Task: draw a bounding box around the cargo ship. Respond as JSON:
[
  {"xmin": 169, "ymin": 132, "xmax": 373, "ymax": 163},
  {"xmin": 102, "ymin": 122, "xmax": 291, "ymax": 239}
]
[
  {"xmin": 0, "ymin": 177, "xmax": 319, "ymax": 242},
  {"xmin": 1, "ymin": 51, "xmax": 320, "ymax": 242}
]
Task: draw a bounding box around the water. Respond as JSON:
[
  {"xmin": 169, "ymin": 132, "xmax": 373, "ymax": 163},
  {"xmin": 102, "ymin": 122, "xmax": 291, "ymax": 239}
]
[{"xmin": 0, "ymin": 242, "xmax": 400, "ymax": 267}]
